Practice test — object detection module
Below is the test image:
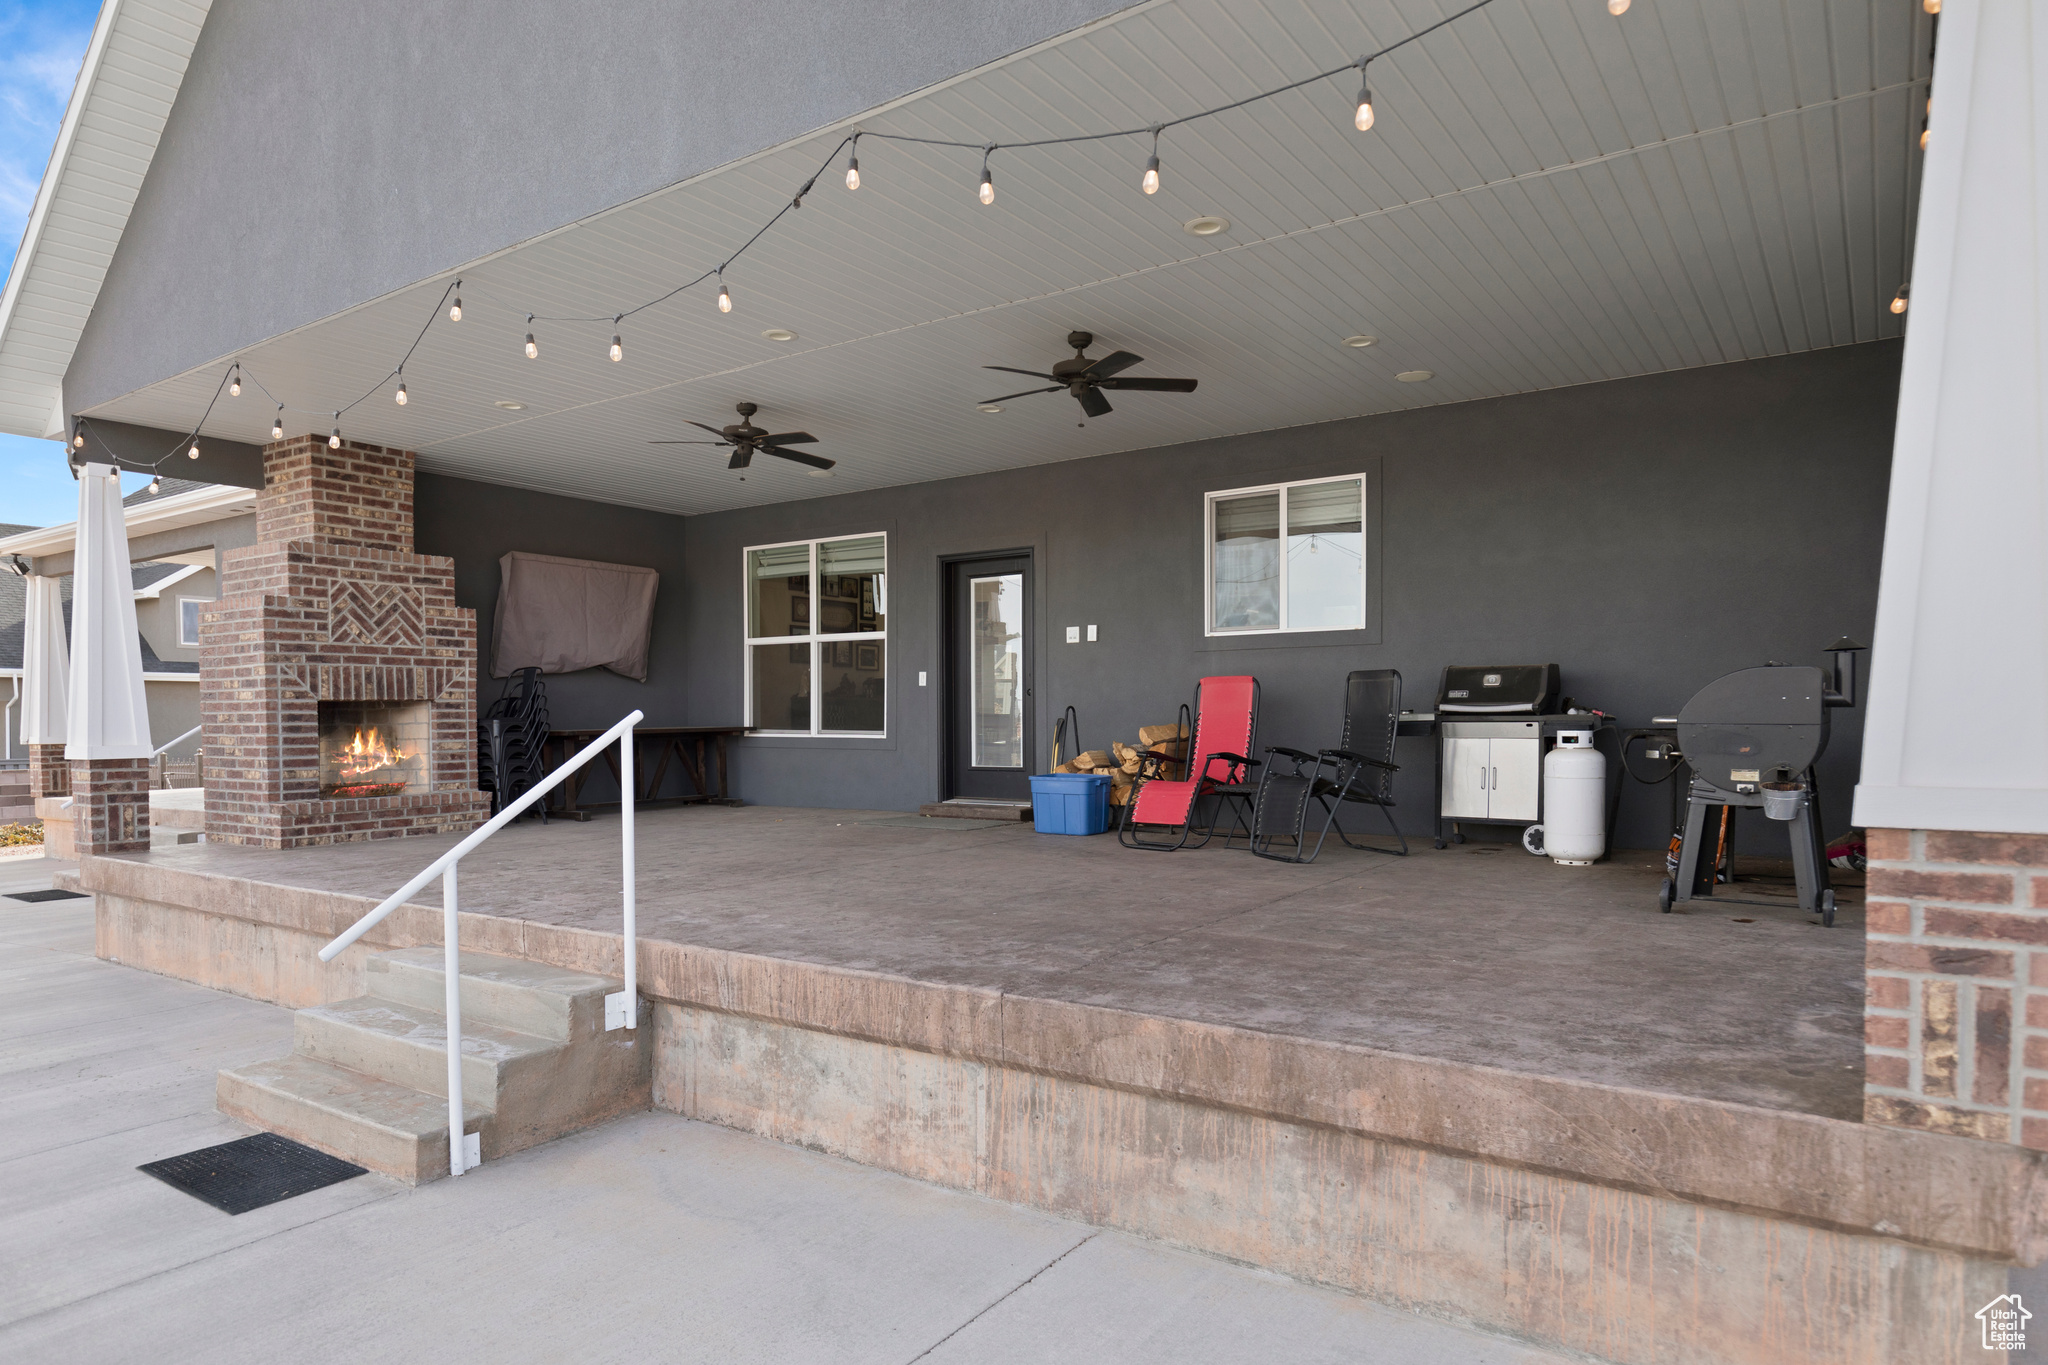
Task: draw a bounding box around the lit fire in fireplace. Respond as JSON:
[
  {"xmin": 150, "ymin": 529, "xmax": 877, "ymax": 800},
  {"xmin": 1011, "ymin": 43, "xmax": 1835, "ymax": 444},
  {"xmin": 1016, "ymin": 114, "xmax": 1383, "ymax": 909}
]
[{"xmin": 326, "ymin": 725, "xmax": 412, "ymax": 798}]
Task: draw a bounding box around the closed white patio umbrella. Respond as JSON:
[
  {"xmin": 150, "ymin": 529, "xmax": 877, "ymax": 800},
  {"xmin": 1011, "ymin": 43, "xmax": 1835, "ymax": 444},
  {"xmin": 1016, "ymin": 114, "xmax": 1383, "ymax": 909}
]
[
  {"xmin": 65, "ymin": 464, "xmax": 151, "ymax": 761},
  {"xmin": 20, "ymin": 572, "xmax": 69, "ymax": 745}
]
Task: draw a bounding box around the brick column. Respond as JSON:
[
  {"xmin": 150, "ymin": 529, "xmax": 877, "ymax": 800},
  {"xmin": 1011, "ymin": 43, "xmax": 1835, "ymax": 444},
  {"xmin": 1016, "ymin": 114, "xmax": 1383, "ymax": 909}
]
[
  {"xmin": 26, "ymin": 743, "xmax": 69, "ymax": 798},
  {"xmin": 69, "ymin": 758, "xmax": 150, "ymax": 855},
  {"xmin": 1863, "ymin": 828, "xmax": 2048, "ymax": 1148}
]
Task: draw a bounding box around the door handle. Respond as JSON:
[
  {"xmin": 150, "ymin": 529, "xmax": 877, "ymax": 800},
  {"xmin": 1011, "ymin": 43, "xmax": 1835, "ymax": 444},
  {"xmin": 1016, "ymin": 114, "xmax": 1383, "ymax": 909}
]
[{"xmin": 1491, "ymin": 767, "xmax": 1498, "ymax": 790}]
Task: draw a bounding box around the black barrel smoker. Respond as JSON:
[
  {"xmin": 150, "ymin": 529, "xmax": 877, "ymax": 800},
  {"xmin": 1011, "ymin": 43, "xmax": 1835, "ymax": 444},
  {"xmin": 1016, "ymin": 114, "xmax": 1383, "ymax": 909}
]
[{"xmin": 1658, "ymin": 639, "xmax": 1865, "ymax": 926}]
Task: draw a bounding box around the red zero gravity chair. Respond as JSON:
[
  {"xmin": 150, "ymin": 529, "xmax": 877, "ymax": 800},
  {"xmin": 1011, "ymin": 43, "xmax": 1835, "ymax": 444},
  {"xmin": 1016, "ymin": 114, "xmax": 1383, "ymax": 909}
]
[{"xmin": 1118, "ymin": 675, "xmax": 1261, "ymax": 851}]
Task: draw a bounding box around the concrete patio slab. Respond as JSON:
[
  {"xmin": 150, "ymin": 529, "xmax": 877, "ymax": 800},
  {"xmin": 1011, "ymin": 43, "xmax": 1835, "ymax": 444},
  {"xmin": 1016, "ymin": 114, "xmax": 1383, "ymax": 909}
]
[{"xmin": 0, "ymin": 897, "xmax": 1573, "ymax": 1365}]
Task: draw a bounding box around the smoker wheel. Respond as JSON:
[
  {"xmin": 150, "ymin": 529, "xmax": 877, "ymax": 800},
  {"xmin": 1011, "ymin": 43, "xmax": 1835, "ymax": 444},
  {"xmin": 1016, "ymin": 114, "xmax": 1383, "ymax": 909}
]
[
  {"xmin": 1819, "ymin": 889, "xmax": 1836, "ymax": 929},
  {"xmin": 1658, "ymin": 878, "xmax": 1674, "ymax": 914},
  {"xmin": 1433, "ymin": 838, "xmax": 1447, "ymax": 850}
]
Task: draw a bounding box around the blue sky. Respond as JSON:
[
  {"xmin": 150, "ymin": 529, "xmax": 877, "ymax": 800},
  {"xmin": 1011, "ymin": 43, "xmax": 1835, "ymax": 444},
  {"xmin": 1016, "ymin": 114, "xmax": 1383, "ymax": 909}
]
[{"xmin": 0, "ymin": 1, "xmax": 148, "ymax": 531}]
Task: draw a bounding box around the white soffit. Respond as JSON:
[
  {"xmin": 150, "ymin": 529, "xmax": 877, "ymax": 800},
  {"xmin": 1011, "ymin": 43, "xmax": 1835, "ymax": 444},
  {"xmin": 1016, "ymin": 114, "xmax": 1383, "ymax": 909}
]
[
  {"xmin": 0, "ymin": 0, "xmax": 213, "ymax": 440},
  {"xmin": 87, "ymin": 0, "xmax": 1930, "ymax": 515}
]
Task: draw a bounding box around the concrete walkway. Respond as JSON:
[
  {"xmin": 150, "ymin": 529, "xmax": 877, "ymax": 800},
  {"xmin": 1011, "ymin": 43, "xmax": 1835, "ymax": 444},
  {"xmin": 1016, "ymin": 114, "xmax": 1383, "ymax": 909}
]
[{"xmin": 0, "ymin": 861, "xmax": 1575, "ymax": 1365}]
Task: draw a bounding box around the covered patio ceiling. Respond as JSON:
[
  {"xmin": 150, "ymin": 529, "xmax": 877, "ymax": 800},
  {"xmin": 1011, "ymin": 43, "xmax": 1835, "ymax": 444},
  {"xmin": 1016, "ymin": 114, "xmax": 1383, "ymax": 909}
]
[{"xmin": 83, "ymin": 0, "xmax": 1928, "ymax": 516}]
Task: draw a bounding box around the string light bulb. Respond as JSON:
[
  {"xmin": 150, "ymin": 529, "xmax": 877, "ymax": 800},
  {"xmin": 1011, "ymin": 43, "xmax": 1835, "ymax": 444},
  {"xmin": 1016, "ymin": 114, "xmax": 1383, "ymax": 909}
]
[
  {"xmin": 978, "ymin": 148, "xmax": 995, "ymax": 205},
  {"xmin": 229, "ymin": 367, "xmax": 241, "ymax": 397},
  {"xmin": 524, "ymin": 317, "xmax": 538, "ymax": 359},
  {"xmin": 148, "ymin": 476, "xmax": 161, "ymax": 495},
  {"xmin": 610, "ymin": 324, "xmax": 623, "ymax": 363},
  {"xmin": 329, "ymin": 416, "xmax": 342, "ymax": 449},
  {"xmin": 72, "ymin": 421, "xmax": 84, "ymax": 450},
  {"xmin": 395, "ymin": 375, "xmax": 408, "ymax": 405},
  {"xmin": 845, "ymin": 136, "xmax": 861, "ymax": 190},
  {"xmin": 1920, "ymin": 127, "xmax": 1930, "ymax": 150},
  {"xmin": 1142, "ymin": 127, "xmax": 1161, "ymax": 195},
  {"xmin": 717, "ymin": 279, "xmax": 732, "ymax": 314},
  {"xmin": 272, "ymin": 407, "xmax": 284, "ymax": 440},
  {"xmin": 1890, "ymin": 284, "xmax": 1909, "ymax": 315},
  {"xmin": 1608, "ymin": 0, "xmax": 1630, "ymax": 14},
  {"xmin": 188, "ymin": 439, "xmax": 200, "ymax": 460},
  {"xmin": 1923, "ymin": 0, "xmax": 1939, "ymax": 12},
  {"xmin": 1354, "ymin": 63, "xmax": 1375, "ymax": 131},
  {"xmin": 449, "ymin": 283, "xmax": 463, "ymax": 322}
]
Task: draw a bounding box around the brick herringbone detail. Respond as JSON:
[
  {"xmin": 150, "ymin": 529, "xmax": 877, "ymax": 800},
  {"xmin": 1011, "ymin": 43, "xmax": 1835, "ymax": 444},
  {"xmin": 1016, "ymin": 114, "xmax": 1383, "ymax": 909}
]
[
  {"xmin": 1863, "ymin": 827, "xmax": 2048, "ymax": 1148},
  {"xmin": 202, "ymin": 437, "xmax": 484, "ymax": 848},
  {"xmin": 330, "ymin": 579, "xmax": 424, "ymax": 647}
]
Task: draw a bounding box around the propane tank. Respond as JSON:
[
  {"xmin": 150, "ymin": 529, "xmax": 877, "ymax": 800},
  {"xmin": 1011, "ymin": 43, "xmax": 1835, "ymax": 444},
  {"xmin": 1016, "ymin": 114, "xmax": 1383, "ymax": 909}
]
[{"xmin": 1542, "ymin": 730, "xmax": 1605, "ymax": 865}]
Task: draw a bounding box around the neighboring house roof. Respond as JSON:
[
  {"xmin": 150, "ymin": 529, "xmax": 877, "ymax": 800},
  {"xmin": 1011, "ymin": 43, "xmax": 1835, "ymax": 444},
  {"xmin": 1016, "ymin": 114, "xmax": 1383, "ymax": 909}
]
[
  {"xmin": 0, "ymin": 0, "xmax": 214, "ymax": 439},
  {"xmin": 0, "ymin": 479, "xmax": 254, "ymax": 558},
  {"xmin": 0, "ymin": 562, "xmax": 199, "ymax": 674},
  {"xmin": 122, "ymin": 476, "xmax": 212, "ymax": 507},
  {"xmin": 132, "ymin": 561, "xmax": 203, "ymax": 596}
]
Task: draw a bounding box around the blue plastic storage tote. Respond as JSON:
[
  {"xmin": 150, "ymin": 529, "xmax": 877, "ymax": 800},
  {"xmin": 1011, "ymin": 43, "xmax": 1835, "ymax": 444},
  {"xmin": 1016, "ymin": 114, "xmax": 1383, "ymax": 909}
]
[{"xmin": 1029, "ymin": 772, "xmax": 1112, "ymax": 835}]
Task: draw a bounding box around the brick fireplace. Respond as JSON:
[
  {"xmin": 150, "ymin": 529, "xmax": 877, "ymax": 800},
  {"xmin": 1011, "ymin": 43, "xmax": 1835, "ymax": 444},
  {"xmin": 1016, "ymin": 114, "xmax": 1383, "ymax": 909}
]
[{"xmin": 201, "ymin": 437, "xmax": 489, "ymax": 846}]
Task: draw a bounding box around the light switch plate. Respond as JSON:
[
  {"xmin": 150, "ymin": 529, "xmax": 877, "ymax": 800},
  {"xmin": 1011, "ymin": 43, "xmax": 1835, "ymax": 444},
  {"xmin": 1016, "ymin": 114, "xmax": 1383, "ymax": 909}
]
[
  {"xmin": 918, "ymin": 671, "xmax": 927, "ymax": 686},
  {"xmin": 1087, "ymin": 624, "xmax": 1098, "ymax": 641},
  {"xmin": 1066, "ymin": 626, "xmax": 1080, "ymax": 643}
]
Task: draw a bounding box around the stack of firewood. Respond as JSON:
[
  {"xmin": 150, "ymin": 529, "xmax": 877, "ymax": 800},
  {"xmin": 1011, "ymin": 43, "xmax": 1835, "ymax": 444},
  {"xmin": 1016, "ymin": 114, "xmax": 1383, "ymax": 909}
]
[{"xmin": 1051, "ymin": 723, "xmax": 1188, "ymax": 807}]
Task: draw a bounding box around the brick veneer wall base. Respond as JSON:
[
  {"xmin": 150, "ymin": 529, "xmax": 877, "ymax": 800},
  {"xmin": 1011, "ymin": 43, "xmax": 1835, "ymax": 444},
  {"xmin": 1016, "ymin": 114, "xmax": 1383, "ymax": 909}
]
[
  {"xmin": 1864, "ymin": 828, "xmax": 2048, "ymax": 1150},
  {"xmin": 26, "ymin": 743, "xmax": 68, "ymax": 798},
  {"xmin": 70, "ymin": 758, "xmax": 150, "ymax": 854},
  {"xmin": 202, "ymin": 437, "xmax": 486, "ymax": 848}
]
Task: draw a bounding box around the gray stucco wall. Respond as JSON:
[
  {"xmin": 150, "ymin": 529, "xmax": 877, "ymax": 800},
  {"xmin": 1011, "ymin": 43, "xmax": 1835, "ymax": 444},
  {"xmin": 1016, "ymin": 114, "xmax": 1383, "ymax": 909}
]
[
  {"xmin": 66, "ymin": 0, "xmax": 1129, "ymax": 413},
  {"xmin": 414, "ymin": 471, "xmax": 690, "ymax": 803},
  {"xmin": 677, "ymin": 342, "xmax": 1898, "ymax": 850}
]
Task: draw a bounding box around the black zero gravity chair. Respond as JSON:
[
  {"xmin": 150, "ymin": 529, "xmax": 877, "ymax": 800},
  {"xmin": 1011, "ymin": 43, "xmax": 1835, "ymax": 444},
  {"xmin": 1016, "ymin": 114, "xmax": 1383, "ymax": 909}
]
[{"xmin": 1250, "ymin": 669, "xmax": 1406, "ymax": 863}]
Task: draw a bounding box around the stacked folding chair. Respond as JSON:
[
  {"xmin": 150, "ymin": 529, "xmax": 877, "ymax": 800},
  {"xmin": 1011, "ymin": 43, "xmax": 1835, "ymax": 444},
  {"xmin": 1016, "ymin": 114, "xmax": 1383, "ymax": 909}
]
[{"xmin": 478, "ymin": 666, "xmax": 552, "ymax": 819}]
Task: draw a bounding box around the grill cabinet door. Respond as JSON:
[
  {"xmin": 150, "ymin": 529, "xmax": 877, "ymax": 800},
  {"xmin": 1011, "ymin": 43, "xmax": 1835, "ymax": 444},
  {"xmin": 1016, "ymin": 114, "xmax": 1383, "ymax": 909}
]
[
  {"xmin": 1489, "ymin": 736, "xmax": 1542, "ymax": 822},
  {"xmin": 1442, "ymin": 737, "xmax": 1492, "ymax": 819}
]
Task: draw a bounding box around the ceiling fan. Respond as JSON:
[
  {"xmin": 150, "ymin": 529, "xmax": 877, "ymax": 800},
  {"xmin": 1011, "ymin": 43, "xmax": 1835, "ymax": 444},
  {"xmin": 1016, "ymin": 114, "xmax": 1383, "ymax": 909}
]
[
  {"xmin": 979, "ymin": 331, "xmax": 1199, "ymax": 418},
  {"xmin": 649, "ymin": 402, "xmax": 834, "ymax": 471}
]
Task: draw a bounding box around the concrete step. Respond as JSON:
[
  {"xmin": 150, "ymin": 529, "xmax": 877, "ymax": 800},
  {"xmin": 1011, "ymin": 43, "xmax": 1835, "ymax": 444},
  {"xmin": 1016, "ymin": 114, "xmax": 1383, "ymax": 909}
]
[
  {"xmin": 917, "ymin": 800, "xmax": 1033, "ymax": 821},
  {"xmin": 366, "ymin": 947, "xmax": 617, "ymax": 1042},
  {"xmin": 220, "ymin": 947, "xmax": 654, "ymax": 1184},
  {"xmin": 217, "ymin": 1054, "xmax": 488, "ymax": 1183},
  {"xmin": 294, "ymin": 997, "xmax": 561, "ymax": 1108}
]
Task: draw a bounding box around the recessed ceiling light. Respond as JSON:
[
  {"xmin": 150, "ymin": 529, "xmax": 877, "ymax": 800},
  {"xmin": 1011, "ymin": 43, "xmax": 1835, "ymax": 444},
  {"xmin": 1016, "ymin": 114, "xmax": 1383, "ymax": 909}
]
[
  {"xmin": 976, "ymin": 404, "xmax": 1003, "ymax": 414},
  {"xmin": 1183, "ymin": 215, "xmax": 1231, "ymax": 237},
  {"xmin": 1396, "ymin": 370, "xmax": 1434, "ymax": 383},
  {"xmin": 808, "ymin": 469, "xmax": 834, "ymax": 479},
  {"xmin": 1342, "ymin": 335, "xmax": 1378, "ymax": 348},
  {"xmin": 761, "ymin": 328, "xmax": 797, "ymax": 343},
  {"xmin": 494, "ymin": 400, "xmax": 525, "ymax": 410}
]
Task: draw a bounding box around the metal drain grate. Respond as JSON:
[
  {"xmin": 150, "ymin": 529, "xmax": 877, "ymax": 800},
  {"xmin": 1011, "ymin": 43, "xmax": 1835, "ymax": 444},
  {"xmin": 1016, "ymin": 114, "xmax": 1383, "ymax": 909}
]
[
  {"xmin": 6, "ymin": 889, "xmax": 88, "ymax": 902},
  {"xmin": 139, "ymin": 1132, "xmax": 368, "ymax": 1214}
]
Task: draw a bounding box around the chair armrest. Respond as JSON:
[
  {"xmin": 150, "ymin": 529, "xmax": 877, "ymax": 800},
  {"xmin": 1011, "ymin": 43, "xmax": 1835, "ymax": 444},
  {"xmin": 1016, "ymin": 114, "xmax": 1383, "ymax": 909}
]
[
  {"xmin": 1265, "ymin": 745, "xmax": 1318, "ymax": 763},
  {"xmin": 1205, "ymin": 751, "xmax": 1261, "ymax": 769},
  {"xmin": 1320, "ymin": 748, "xmax": 1399, "ymax": 772}
]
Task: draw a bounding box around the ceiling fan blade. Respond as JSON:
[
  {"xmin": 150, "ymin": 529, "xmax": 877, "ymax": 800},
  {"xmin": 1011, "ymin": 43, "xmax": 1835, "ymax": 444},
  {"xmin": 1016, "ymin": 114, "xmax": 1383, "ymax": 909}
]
[
  {"xmin": 727, "ymin": 447, "xmax": 753, "ymax": 470},
  {"xmin": 687, "ymin": 420, "xmax": 731, "ymax": 437},
  {"xmin": 759, "ymin": 431, "xmax": 818, "ymax": 447},
  {"xmin": 1098, "ymin": 376, "xmax": 1199, "ymax": 393},
  {"xmin": 977, "ymin": 386, "xmax": 1063, "ymax": 404},
  {"xmin": 982, "ymin": 365, "xmax": 1061, "ymax": 381},
  {"xmin": 766, "ymin": 446, "xmax": 836, "ymax": 470},
  {"xmin": 1082, "ymin": 350, "xmax": 1144, "ymax": 380},
  {"xmin": 1077, "ymin": 386, "xmax": 1113, "ymax": 418}
]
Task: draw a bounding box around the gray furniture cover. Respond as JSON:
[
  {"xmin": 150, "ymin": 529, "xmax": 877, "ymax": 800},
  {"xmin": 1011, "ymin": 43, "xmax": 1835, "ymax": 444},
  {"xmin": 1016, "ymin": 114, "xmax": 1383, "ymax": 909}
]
[{"xmin": 490, "ymin": 551, "xmax": 659, "ymax": 680}]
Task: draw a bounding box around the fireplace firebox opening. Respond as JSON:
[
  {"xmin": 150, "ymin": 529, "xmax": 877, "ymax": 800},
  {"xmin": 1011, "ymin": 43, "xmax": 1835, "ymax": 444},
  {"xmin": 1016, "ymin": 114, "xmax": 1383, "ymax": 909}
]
[{"xmin": 318, "ymin": 701, "xmax": 430, "ymax": 799}]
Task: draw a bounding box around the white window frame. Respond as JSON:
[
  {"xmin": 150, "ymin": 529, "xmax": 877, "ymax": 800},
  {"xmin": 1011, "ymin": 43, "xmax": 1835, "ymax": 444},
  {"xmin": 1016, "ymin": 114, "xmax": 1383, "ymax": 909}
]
[
  {"xmin": 176, "ymin": 595, "xmax": 213, "ymax": 647},
  {"xmin": 1203, "ymin": 474, "xmax": 1369, "ymax": 636},
  {"xmin": 742, "ymin": 532, "xmax": 888, "ymax": 737}
]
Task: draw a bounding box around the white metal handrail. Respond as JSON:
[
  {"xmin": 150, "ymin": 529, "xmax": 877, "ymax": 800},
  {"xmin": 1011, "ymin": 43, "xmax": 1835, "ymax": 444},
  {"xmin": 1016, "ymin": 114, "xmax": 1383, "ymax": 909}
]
[
  {"xmin": 318, "ymin": 708, "xmax": 643, "ymax": 1180},
  {"xmin": 152, "ymin": 724, "xmax": 202, "ymax": 758}
]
